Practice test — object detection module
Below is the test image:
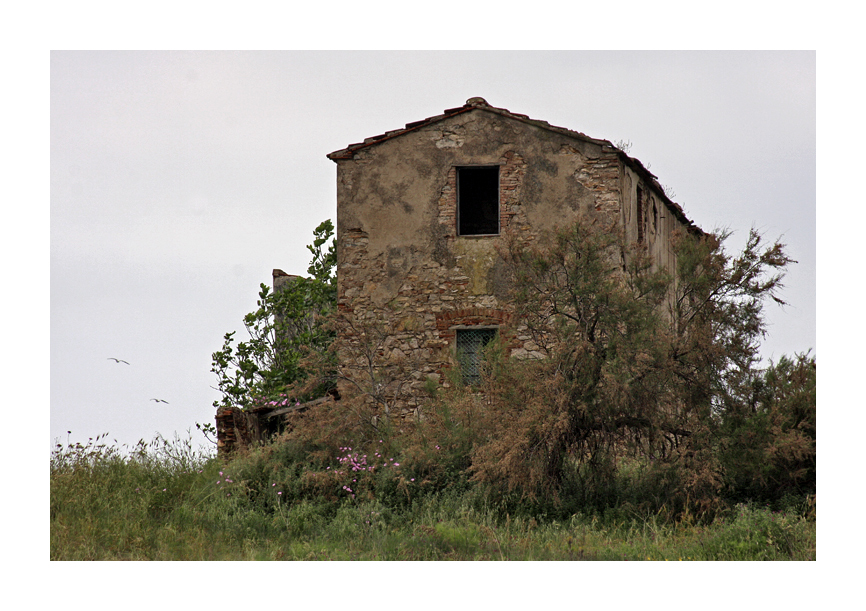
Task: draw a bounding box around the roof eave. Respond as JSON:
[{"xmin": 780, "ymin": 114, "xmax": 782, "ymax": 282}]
[{"xmin": 326, "ymin": 105, "xmax": 476, "ymax": 161}]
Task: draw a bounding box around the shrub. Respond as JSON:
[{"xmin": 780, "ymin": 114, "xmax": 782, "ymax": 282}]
[
  {"xmin": 398, "ymin": 218, "xmax": 795, "ymax": 519},
  {"xmin": 718, "ymin": 352, "xmax": 816, "ymax": 504}
]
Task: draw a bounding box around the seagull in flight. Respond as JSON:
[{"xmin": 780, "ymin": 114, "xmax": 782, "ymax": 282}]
[
  {"xmin": 150, "ymin": 398, "xmax": 169, "ymax": 404},
  {"xmin": 107, "ymin": 358, "xmax": 130, "ymax": 364}
]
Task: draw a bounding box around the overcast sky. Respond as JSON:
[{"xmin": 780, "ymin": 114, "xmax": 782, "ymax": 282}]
[{"xmin": 49, "ymin": 50, "xmax": 815, "ymax": 453}]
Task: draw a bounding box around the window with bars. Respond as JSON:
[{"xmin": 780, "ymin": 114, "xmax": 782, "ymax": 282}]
[{"xmin": 456, "ymin": 328, "xmax": 498, "ymax": 385}]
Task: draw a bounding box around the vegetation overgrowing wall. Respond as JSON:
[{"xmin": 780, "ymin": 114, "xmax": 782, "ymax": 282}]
[
  {"xmin": 332, "ymin": 108, "xmax": 695, "ymax": 414},
  {"xmin": 208, "ymin": 101, "xmax": 812, "ymax": 519}
]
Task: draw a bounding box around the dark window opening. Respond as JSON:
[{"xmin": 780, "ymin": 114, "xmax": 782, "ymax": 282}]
[
  {"xmin": 457, "ymin": 166, "xmax": 499, "ymax": 235},
  {"xmin": 456, "ymin": 328, "xmax": 498, "ymax": 385},
  {"xmin": 636, "ymin": 186, "xmax": 645, "ymax": 244}
]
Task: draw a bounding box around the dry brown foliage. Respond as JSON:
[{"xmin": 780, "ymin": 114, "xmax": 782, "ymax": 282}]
[
  {"xmin": 404, "ymin": 219, "xmax": 793, "ymax": 515},
  {"xmin": 274, "ymin": 217, "xmax": 799, "ymax": 517}
]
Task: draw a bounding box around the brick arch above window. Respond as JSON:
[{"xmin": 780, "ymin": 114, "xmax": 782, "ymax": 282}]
[
  {"xmin": 435, "ymin": 307, "xmax": 512, "ymax": 330},
  {"xmin": 435, "ymin": 307, "xmax": 517, "ymax": 350}
]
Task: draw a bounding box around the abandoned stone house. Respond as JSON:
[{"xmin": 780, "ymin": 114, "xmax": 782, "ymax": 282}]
[
  {"xmin": 216, "ymin": 97, "xmax": 701, "ymax": 454},
  {"xmin": 328, "ymin": 97, "xmax": 700, "ymax": 409}
]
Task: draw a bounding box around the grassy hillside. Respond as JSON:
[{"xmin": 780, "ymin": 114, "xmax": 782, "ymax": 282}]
[{"xmin": 50, "ymin": 433, "xmax": 815, "ymax": 561}]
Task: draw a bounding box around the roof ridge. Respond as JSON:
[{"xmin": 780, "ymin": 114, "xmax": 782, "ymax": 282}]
[{"xmin": 327, "ymin": 97, "xmax": 610, "ymax": 160}]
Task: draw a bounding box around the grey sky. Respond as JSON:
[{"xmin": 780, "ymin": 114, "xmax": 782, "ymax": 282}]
[{"xmin": 50, "ymin": 51, "xmax": 815, "ymax": 452}]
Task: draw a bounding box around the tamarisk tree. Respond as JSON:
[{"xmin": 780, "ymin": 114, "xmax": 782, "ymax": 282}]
[{"xmin": 466, "ymin": 217, "xmax": 795, "ymax": 510}]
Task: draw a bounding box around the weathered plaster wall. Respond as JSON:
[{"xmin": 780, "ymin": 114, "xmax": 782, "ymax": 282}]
[{"xmin": 334, "ymin": 108, "xmax": 632, "ymax": 412}]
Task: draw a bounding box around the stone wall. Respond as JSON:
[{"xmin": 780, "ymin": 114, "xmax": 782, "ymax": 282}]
[
  {"xmin": 328, "ymin": 99, "xmax": 699, "ymax": 417},
  {"xmin": 215, "ymin": 406, "xmax": 262, "ymax": 456},
  {"xmin": 216, "ymin": 396, "xmax": 335, "ymax": 457}
]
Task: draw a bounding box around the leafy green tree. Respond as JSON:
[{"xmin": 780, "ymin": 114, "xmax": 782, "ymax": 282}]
[{"xmin": 211, "ymin": 220, "xmax": 336, "ymax": 411}]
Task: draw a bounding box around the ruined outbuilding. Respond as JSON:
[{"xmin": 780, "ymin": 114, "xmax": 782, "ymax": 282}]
[{"xmin": 327, "ymin": 97, "xmax": 700, "ymax": 416}]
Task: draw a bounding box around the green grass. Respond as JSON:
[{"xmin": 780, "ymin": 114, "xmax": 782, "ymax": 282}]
[{"xmin": 50, "ymin": 435, "xmax": 816, "ymax": 561}]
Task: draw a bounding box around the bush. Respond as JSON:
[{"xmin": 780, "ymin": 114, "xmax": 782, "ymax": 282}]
[
  {"xmin": 391, "ymin": 218, "xmax": 798, "ymax": 519},
  {"xmin": 718, "ymin": 352, "xmax": 816, "ymax": 504}
]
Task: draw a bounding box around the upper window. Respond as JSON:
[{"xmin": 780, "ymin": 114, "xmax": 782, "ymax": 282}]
[
  {"xmin": 457, "ymin": 166, "xmax": 499, "ymax": 236},
  {"xmin": 456, "ymin": 328, "xmax": 498, "ymax": 385}
]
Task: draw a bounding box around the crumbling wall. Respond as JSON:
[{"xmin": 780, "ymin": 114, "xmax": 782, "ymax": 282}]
[
  {"xmin": 215, "ymin": 406, "xmax": 262, "ymax": 456},
  {"xmin": 216, "ymin": 396, "xmax": 335, "ymax": 457}
]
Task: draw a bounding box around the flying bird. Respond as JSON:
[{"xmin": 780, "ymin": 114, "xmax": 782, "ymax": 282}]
[
  {"xmin": 107, "ymin": 358, "xmax": 130, "ymax": 364},
  {"xmin": 150, "ymin": 398, "xmax": 169, "ymax": 404}
]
